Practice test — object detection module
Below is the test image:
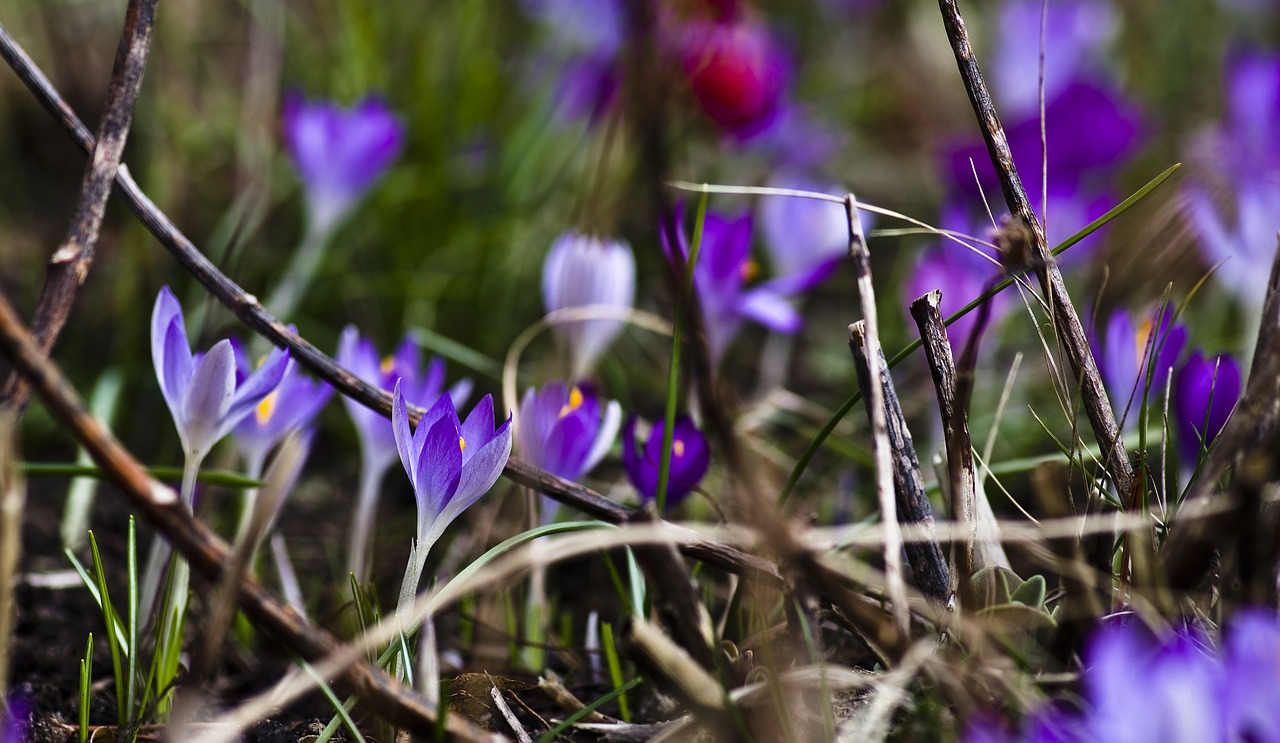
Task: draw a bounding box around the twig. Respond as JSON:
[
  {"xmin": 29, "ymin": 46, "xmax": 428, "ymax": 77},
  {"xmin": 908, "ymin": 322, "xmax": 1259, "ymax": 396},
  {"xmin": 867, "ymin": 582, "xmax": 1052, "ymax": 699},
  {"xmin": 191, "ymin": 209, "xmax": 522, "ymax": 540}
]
[
  {"xmin": 0, "ymin": 1, "xmax": 157, "ymax": 412},
  {"xmin": 910, "ymin": 291, "xmax": 977, "ymax": 607},
  {"xmin": 0, "ymin": 287, "xmax": 501, "ymax": 743},
  {"xmin": 0, "ymin": 410, "xmax": 22, "ymax": 702},
  {"xmin": 934, "ymin": 0, "xmax": 1135, "ymax": 503},
  {"xmin": 631, "ymin": 505, "xmax": 717, "ymax": 671},
  {"xmin": 848, "ymin": 321, "xmax": 951, "ymax": 604},
  {"xmin": 844, "ymin": 195, "xmax": 913, "ymax": 631},
  {"xmin": 0, "ymin": 27, "xmax": 780, "ymax": 586},
  {"xmin": 489, "ymin": 680, "xmax": 533, "ymax": 743}
]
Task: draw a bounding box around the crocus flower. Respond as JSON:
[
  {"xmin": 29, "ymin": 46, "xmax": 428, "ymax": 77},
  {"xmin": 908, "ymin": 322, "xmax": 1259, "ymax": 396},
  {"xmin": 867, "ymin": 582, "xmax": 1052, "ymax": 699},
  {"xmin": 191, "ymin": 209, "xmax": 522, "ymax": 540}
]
[
  {"xmin": 282, "ymin": 93, "xmax": 405, "ymax": 235},
  {"xmin": 152, "ymin": 286, "xmax": 289, "ymax": 499},
  {"xmin": 517, "ymin": 382, "xmax": 621, "ymax": 481},
  {"xmin": 1097, "ymin": 306, "xmax": 1187, "ymax": 425},
  {"xmin": 1185, "ymin": 176, "xmax": 1280, "ymax": 310},
  {"xmin": 392, "ymin": 380, "xmax": 512, "ymax": 605},
  {"xmin": 757, "ymin": 171, "xmax": 861, "ymax": 291},
  {"xmin": 664, "ymin": 205, "xmax": 802, "ymax": 367},
  {"xmin": 988, "ymin": 0, "xmax": 1118, "ymax": 116},
  {"xmin": 1, "ymin": 694, "xmax": 27, "ymax": 743},
  {"xmin": 543, "ymin": 232, "xmax": 636, "ymax": 379},
  {"xmin": 680, "ymin": 12, "xmax": 789, "ymax": 139},
  {"xmin": 622, "ymin": 416, "xmax": 710, "ymax": 507},
  {"xmin": 1175, "ymin": 351, "xmax": 1242, "ymax": 463},
  {"xmin": 337, "ymin": 325, "xmax": 473, "ymax": 580},
  {"xmin": 966, "ymin": 609, "xmax": 1280, "ymax": 743},
  {"xmin": 232, "ymin": 337, "xmax": 333, "ymax": 478}
]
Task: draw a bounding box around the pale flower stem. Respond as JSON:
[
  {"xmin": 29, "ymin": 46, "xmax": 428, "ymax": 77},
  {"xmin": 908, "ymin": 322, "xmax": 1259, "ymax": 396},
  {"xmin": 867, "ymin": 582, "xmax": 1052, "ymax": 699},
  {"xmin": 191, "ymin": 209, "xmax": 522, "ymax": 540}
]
[
  {"xmin": 262, "ymin": 220, "xmax": 330, "ymax": 327},
  {"xmin": 346, "ymin": 461, "xmax": 386, "ymax": 584},
  {"xmin": 234, "ymin": 454, "xmax": 266, "ymax": 548},
  {"xmin": 416, "ymin": 615, "xmax": 440, "ymax": 708},
  {"xmin": 138, "ymin": 451, "xmax": 205, "ymax": 622}
]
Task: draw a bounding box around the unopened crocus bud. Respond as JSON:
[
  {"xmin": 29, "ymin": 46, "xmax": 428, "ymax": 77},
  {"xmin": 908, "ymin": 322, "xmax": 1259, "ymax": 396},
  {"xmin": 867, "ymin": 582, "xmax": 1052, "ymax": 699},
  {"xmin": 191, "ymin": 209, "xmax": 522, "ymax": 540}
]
[
  {"xmin": 542, "ymin": 232, "xmax": 636, "ymax": 379},
  {"xmin": 283, "ymin": 93, "xmax": 405, "ymax": 234},
  {"xmin": 622, "ymin": 416, "xmax": 710, "ymax": 507}
]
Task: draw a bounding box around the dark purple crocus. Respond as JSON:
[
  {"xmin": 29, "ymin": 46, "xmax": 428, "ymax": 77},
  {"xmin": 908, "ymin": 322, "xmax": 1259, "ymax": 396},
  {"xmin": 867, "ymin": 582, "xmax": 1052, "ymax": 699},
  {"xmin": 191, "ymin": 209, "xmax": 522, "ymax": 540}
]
[
  {"xmin": 517, "ymin": 382, "xmax": 621, "ymax": 482},
  {"xmin": 664, "ymin": 205, "xmax": 802, "ymax": 368},
  {"xmin": 542, "ymin": 232, "xmax": 635, "ymax": 379},
  {"xmin": 1097, "ymin": 307, "xmax": 1187, "ymax": 426},
  {"xmin": 282, "ymin": 93, "xmax": 405, "ymax": 234},
  {"xmin": 680, "ymin": 12, "xmax": 789, "ymax": 140},
  {"xmin": 622, "ymin": 416, "xmax": 710, "ymax": 507},
  {"xmin": 152, "ymin": 286, "xmax": 290, "ymax": 499},
  {"xmin": 232, "ymin": 338, "xmax": 333, "ymax": 478},
  {"xmin": 1175, "ymin": 351, "xmax": 1242, "ymax": 463},
  {"xmin": 1, "ymin": 694, "xmax": 26, "ymax": 743},
  {"xmin": 903, "ymin": 205, "xmax": 1012, "ymax": 353},
  {"xmin": 966, "ymin": 609, "xmax": 1280, "ymax": 743},
  {"xmin": 337, "ymin": 325, "xmax": 473, "ymax": 580}
]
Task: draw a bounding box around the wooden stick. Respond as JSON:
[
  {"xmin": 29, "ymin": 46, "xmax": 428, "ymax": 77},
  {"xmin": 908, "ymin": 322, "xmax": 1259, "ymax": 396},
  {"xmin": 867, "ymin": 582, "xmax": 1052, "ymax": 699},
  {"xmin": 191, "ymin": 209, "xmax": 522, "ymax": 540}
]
[
  {"xmin": 844, "ymin": 195, "xmax": 912, "ymax": 630},
  {"xmin": 0, "ymin": 287, "xmax": 501, "ymax": 743},
  {"xmin": 0, "ymin": 0, "xmax": 157, "ymax": 412},
  {"xmin": 0, "ymin": 26, "xmax": 779, "ymax": 586},
  {"xmin": 934, "ymin": 0, "xmax": 1135, "ymax": 504},
  {"xmin": 910, "ymin": 291, "xmax": 976, "ymax": 606}
]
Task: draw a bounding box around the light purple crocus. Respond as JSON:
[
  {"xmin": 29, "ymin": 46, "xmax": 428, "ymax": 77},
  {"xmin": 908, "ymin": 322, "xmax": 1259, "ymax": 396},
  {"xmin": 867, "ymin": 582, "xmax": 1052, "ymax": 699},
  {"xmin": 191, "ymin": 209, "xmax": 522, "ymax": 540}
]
[
  {"xmin": 622, "ymin": 416, "xmax": 710, "ymax": 508},
  {"xmin": 664, "ymin": 205, "xmax": 802, "ymax": 367},
  {"xmin": 232, "ymin": 337, "xmax": 333, "ymax": 478},
  {"xmin": 1097, "ymin": 307, "xmax": 1187, "ymax": 427},
  {"xmin": 757, "ymin": 171, "xmax": 861, "ymax": 291},
  {"xmin": 517, "ymin": 382, "xmax": 621, "ymax": 482},
  {"xmin": 337, "ymin": 325, "xmax": 472, "ymax": 580},
  {"xmin": 543, "ymin": 232, "xmax": 636, "ymax": 379},
  {"xmin": 392, "ymin": 380, "xmax": 512, "ymax": 604},
  {"xmin": 282, "ymin": 93, "xmax": 405, "ymax": 235},
  {"xmin": 1185, "ymin": 176, "xmax": 1280, "ymax": 310},
  {"xmin": 152, "ymin": 286, "xmax": 289, "ymax": 500},
  {"xmin": 966, "ymin": 609, "xmax": 1280, "ymax": 743},
  {"xmin": 1175, "ymin": 351, "xmax": 1242, "ymax": 463}
]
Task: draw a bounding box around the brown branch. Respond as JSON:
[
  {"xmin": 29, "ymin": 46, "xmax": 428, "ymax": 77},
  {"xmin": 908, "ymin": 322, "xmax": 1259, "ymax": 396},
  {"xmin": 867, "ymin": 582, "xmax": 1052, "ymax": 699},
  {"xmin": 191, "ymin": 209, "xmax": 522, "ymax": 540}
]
[
  {"xmin": 910, "ymin": 291, "xmax": 976, "ymax": 607},
  {"xmin": 0, "ymin": 26, "xmax": 782, "ymax": 586},
  {"xmin": 0, "ymin": 1, "xmax": 157, "ymax": 412},
  {"xmin": 934, "ymin": 0, "xmax": 1135, "ymax": 503},
  {"xmin": 0, "ymin": 286, "xmax": 501, "ymax": 743},
  {"xmin": 848, "ymin": 321, "xmax": 951, "ymax": 604}
]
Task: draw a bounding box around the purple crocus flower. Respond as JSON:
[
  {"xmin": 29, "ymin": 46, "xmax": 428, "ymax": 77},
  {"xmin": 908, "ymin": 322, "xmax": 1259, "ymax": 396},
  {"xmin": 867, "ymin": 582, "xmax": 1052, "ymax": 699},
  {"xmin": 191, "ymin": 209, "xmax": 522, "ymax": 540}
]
[
  {"xmin": 231, "ymin": 337, "xmax": 333, "ymax": 478},
  {"xmin": 152, "ymin": 286, "xmax": 289, "ymax": 498},
  {"xmin": 1097, "ymin": 306, "xmax": 1187, "ymax": 425},
  {"xmin": 680, "ymin": 12, "xmax": 789, "ymax": 140},
  {"xmin": 1, "ymin": 694, "xmax": 27, "ymax": 743},
  {"xmin": 621, "ymin": 416, "xmax": 710, "ymax": 507},
  {"xmin": 1175, "ymin": 351, "xmax": 1242, "ymax": 463},
  {"xmin": 1185, "ymin": 176, "xmax": 1280, "ymax": 310},
  {"xmin": 517, "ymin": 382, "xmax": 621, "ymax": 482},
  {"xmin": 337, "ymin": 325, "xmax": 472, "ymax": 580},
  {"xmin": 1221, "ymin": 608, "xmax": 1280, "ymax": 741},
  {"xmin": 664, "ymin": 206, "xmax": 802, "ymax": 367},
  {"xmin": 282, "ymin": 93, "xmax": 405, "ymax": 234},
  {"xmin": 392, "ymin": 381, "xmax": 512, "ymax": 568},
  {"xmin": 542, "ymin": 232, "xmax": 636, "ymax": 380},
  {"xmin": 757, "ymin": 171, "xmax": 864, "ymax": 291}
]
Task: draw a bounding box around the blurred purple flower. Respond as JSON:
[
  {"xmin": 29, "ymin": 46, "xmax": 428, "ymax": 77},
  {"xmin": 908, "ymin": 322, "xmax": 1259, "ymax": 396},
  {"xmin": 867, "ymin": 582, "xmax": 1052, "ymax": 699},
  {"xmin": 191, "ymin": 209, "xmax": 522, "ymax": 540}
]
[
  {"xmin": 520, "ymin": 0, "xmax": 624, "ymax": 57},
  {"xmin": 664, "ymin": 205, "xmax": 801, "ymax": 367},
  {"xmin": 282, "ymin": 93, "xmax": 405, "ymax": 234},
  {"xmin": 989, "ymin": 0, "xmax": 1118, "ymax": 115},
  {"xmin": 903, "ymin": 206, "xmax": 1011, "ymax": 353},
  {"xmin": 1175, "ymin": 350, "xmax": 1241, "ymax": 462},
  {"xmin": 622, "ymin": 416, "xmax": 710, "ymax": 507},
  {"xmin": 1185, "ymin": 177, "xmax": 1280, "ymax": 312},
  {"xmin": 1221, "ymin": 608, "xmax": 1280, "ymax": 742},
  {"xmin": 232, "ymin": 338, "xmax": 333, "ymax": 477},
  {"xmin": 946, "ymin": 81, "xmax": 1142, "ymax": 200},
  {"xmin": 681, "ymin": 13, "xmax": 789, "ymax": 139},
  {"xmin": 517, "ymin": 382, "xmax": 621, "ymax": 482},
  {"xmin": 758, "ymin": 171, "xmax": 867, "ymax": 290},
  {"xmin": 392, "ymin": 382, "xmax": 512, "ymax": 551},
  {"xmin": 1097, "ymin": 306, "xmax": 1187, "ymax": 424},
  {"xmin": 1, "ymin": 694, "xmax": 27, "ymax": 743},
  {"xmin": 152, "ymin": 286, "xmax": 289, "ymax": 488},
  {"xmin": 1220, "ymin": 48, "xmax": 1280, "ymax": 175},
  {"xmin": 554, "ymin": 54, "xmax": 621, "ymax": 123},
  {"xmin": 543, "ymin": 231, "xmax": 636, "ymax": 379}
]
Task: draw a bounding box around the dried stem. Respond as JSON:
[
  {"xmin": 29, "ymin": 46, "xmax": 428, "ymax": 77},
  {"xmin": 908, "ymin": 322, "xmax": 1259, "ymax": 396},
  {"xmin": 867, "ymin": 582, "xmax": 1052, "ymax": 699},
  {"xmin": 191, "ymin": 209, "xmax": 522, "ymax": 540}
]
[
  {"xmin": 0, "ymin": 1, "xmax": 157, "ymax": 412},
  {"xmin": 0, "ymin": 26, "xmax": 779, "ymax": 585},
  {"xmin": 934, "ymin": 0, "xmax": 1135, "ymax": 503},
  {"xmin": 0, "ymin": 287, "xmax": 500, "ymax": 743},
  {"xmin": 910, "ymin": 291, "xmax": 976, "ymax": 606},
  {"xmin": 844, "ymin": 195, "xmax": 912, "ymax": 631}
]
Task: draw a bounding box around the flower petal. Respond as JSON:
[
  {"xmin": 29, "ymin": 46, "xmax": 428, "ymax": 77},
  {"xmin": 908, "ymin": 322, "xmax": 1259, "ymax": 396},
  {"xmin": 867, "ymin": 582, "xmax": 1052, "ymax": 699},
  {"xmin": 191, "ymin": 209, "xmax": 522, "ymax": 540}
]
[
  {"xmin": 460, "ymin": 394, "xmax": 499, "ymax": 457},
  {"xmin": 151, "ymin": 287, "xmax": 192, "ymax": 416},
  {"xmin": 416, "ymin": 410, "xmax": 463, "ymax": 525},
  {"xmin": 392, "ymin": 379, "xmax": 417, "ymax": 491},
  {"xmin": 583, "ymin": 399, "xmax": 622, "ymax": 474},
  {"xmin": 444, "ymin": 414, "xmax": 512, "ymax": 527},
  {"xmin": 180, "ymin": 339, "xmax": 237, "ymax": 459}
]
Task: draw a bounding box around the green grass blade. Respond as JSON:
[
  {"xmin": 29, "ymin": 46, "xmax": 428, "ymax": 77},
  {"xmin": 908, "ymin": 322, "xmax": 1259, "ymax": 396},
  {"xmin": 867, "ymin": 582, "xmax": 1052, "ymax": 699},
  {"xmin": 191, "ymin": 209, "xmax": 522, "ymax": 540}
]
[
  {"xmin": 88, "ymin": 531, "xmax": 127, "ymax": 726},
  {"xmin": 79, "ymin": 633, "xmax": 92, "ymax": 743},
  {"xmin": 23, "ymin": 462, "xmax": 260, "ymax": 489},
  {"xmin": 601, "ymin": 622, "xmax": 630, "ymax": 723},
  {"xmin": 533, "ymin": 677, "xmax": 643, "ymax": 743},
  {"xmin": 300, "ymin": 660, "xmax": 367, "ymax": 743},
  {"xmin": 125, "ymin": 517, "xmax": 138, "ymax": 724},
  {"xmin": 777, "ymin": 163, "xmax": 1182, "ymax": 507}
]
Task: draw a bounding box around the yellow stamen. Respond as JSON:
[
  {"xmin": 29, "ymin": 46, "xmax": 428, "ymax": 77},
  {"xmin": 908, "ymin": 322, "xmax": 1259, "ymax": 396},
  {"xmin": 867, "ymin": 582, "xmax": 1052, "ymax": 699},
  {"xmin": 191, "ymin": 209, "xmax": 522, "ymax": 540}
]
[
  {"xmin": 380, "ymin": 355, "xmax": 396, "ymax": 375},
  {"xmin": 459, "ymin": 436, "xmax": 467, "ymax": 453},
  {"xmin": 1134, "ymin": 318, "xmax": 1153, "ymax": 367},
  {"xmin": 558, "ymin": 386, "xmax": 585, "ymax": 418},
  {"xmin": 255, "ymin": 391, "xmax": 278, "ymax": 426},
  {"xmin": 673, "ymin": 439, "xmax": 685, "ymax": 458},
  {"xmin": 740, "ymin": 258, "xmax": 759, "ymax": 282}
]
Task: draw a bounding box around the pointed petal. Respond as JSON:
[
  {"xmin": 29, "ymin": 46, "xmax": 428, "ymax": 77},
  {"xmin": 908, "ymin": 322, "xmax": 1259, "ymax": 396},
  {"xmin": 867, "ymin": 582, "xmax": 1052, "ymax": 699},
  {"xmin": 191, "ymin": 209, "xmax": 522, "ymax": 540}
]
[
  {"xmin": 392, "ymin": 380, "xmax": 417, "ymax": 490},
  {"xmin": 180, "ymin": 339, "xmax": 237, "ymax": 459},
  {"xmin": 443, "ymin": 416, "xmax": 512, "ymax": 528},
  {"xmin": 416, "ymin": 413, "xmax": 463, "ymax": 525},
  {"xmin": 152, "ymin": 288, "xmax": 192, "ymax": 416},
  {"xmin": 224, "ymin": 346, "xmax": 291, "ymax": 432},
  {"xmin": 738, "ymin": 289, "xmax": 803, "ymax": 334},
  {"xmin": 460, "ymin": 394, "xmax": 498, "ymax": 457},
  {"xmin": 413, "ymin": 393, "xmax": 456, "ymax": 459},
  {"xmin": 448, "ymin": 377, "xmax": 474, "ymax": 409},
  {"xmin": 583, "ymin": 399, "xmax": 622, "ymax": 473}
]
